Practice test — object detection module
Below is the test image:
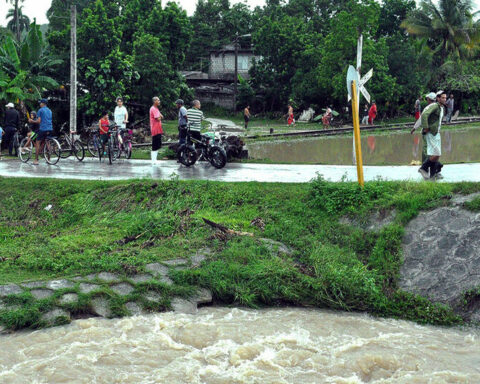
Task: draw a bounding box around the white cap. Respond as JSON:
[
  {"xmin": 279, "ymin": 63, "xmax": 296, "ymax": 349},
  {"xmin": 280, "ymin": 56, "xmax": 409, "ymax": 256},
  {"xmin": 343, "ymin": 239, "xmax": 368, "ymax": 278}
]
[
  {"xmin": 5, "ymin": 102, "xmax": 14, "ymax": 108},
  {"xmin": 425, "ymin": 92, "xmax": 436, "ymax": 101}
]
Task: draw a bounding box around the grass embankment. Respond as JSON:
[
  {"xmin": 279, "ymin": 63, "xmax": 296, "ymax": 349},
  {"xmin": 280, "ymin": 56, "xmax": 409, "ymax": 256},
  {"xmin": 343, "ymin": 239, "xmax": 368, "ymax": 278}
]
[{"xmin": 1, "ymin": 177, "xmax": 479, "ymax": 329}]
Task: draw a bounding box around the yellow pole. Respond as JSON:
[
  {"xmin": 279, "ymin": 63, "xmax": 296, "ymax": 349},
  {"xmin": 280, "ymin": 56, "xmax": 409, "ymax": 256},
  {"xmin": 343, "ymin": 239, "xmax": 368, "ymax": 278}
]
[{"xmin": 351, "ymin": 80, "xmax": 364, "ymax": 187}]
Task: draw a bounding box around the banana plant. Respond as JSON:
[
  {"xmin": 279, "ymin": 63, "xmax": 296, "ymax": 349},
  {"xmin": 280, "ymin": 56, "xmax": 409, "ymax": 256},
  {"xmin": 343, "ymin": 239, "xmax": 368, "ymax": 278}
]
[{"xmin": 0, "ymin": 20, "xmax": 62, "ymax": 113}]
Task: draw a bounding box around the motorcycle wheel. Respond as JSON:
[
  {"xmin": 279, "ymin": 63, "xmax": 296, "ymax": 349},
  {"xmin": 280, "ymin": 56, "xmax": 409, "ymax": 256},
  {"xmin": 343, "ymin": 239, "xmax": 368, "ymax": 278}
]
[
  {"xmin": 209, "ymin": 146, "xmax": 227, "ymax": 169},
  {"xmin": 177, "ymin": 145, "xmax": 197, "ymax": 167}
]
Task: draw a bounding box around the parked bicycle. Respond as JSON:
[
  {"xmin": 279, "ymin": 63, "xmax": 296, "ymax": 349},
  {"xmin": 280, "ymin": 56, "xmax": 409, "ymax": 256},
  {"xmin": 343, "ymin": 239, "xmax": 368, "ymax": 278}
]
[
  {"xmin": 86, "ymin": 126, "xmax": 102, "ymax": 159},
  {"xmin": 106, "ymin": 123, "xmax": 120, "ymax": 164},
  {"xmin": 177, "ymin": 124, "xmax": 227, "ymax": 169},
  {"xmin": 115, "ymin": 125, "xmax": 133, "ymax": 159},
  {"xmin": 58, "ymin": 123, "xmax": 85, "ymax": 161}
]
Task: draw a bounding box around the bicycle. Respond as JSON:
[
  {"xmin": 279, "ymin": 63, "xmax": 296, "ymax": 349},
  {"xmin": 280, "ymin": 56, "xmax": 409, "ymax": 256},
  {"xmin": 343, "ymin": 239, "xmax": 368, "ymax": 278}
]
[
  {"xmin": 114, "ymin": 124, "xmax": 133, "ymax": 159},
  {"xmin": 18, "ymin": 131, "xmax": 37, "ymax": 163},
  {"xmin": 58, "ymin": 123, "xmax": 85, "ymax": 161},
  {"xmin": 86, "ymin": 126, "xmax": 102, "ymax": 159},
  {"xmin": 106, "ymin": 124, "xmax": 119, "ymax": 164}
]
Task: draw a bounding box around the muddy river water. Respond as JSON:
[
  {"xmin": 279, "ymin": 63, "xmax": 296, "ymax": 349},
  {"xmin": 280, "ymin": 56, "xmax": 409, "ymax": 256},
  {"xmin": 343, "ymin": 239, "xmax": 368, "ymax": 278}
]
[
  {"xmin": 248, "ymin": 128, "xmax": 480, "ymax": 165},
  {"xmin": 1, "ymin": 307, "xmax": 479, "ymax": 383}
]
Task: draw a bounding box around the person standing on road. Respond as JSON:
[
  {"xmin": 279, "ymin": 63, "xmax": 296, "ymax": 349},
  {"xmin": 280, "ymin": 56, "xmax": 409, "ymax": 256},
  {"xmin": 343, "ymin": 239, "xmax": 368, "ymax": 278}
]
[
  {"xmin": 445, "ymin": 94, "xmax": 454, "ymax": 123},
  {"xmin": 244, "ymin": 105, "xmax": 251, "ymax": 130},
  {"xmin": 414, "ymin": 96, "xmax": 422, "ymax": 121},
  {"xmin": 176, "ymin": 99, "xmax": 188, "ymax": 145},
  {"xmin": 368, "ymin": 101, "xmax": 377, "ymax": 125},
  {"xmin": 187, "ymin": 100, "xmax": 204, "ymax": 142},
  {"xmin": 411, "ymin": 92, "xmax": 436, "ymax": 163},
  {"xmin": 30, "ymin": 99, "xmax": 53, "ymax": 165},
  {"xmin": 287, "ymin": 104, "xmax": 295, "ymax": 127},
  {"xmin": 418, "ymin": 91, "xmax": 447, "ymax": 180},
  {"xmin": 2, "ymin": 102, "xmax": 20, "ymax": 156},
  {"xmin": 114, "ymin": 97, "xmax": 129, "ymax": 130},
  {"xmin": 149, "ymin": 97, "xmax": 164, "ymax": 165}
]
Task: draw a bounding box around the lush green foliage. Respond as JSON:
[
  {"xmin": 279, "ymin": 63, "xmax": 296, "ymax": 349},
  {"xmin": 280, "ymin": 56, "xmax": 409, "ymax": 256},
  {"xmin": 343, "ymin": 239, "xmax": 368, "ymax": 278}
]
[
  {"xmin": 0, "ymin": 21, "xmax": 60, "ymax": 111},
  {"xmin": 2, "ymin": 0, "xmax": 480, "ymax": 124},
  {"xmin": 2, "ymin": 177, "xmax": 478, "ymax": 327}
]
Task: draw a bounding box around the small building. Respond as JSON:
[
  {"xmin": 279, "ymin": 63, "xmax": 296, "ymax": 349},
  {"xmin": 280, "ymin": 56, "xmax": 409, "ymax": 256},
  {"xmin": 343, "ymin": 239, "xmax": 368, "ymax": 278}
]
[
  {"xmin": 209, "ymin": 44, "xmax": 258, "ymax": 80},
  {"xmin": 181, "ymin": 45, "xmax": 261, "ymax": 109}
]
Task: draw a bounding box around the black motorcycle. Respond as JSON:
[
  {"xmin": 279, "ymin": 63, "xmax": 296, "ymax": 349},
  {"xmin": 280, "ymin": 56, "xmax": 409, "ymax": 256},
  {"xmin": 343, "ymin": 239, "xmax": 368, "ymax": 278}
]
[{"xmin": 177, "ymin": 125, "xmax": 227, "ymax": 169}]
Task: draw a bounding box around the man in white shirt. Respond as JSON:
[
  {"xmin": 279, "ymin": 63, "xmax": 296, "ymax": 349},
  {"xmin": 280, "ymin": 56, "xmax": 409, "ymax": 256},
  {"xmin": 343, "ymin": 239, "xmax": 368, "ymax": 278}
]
[{"xmin": 114, "ymin": 97, "xmax": 129, "ymax": 129}]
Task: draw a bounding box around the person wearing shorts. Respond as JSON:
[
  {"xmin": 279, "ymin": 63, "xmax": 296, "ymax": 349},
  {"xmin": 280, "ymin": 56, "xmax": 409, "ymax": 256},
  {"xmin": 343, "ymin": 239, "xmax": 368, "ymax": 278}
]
[
  {"xmin": 418, "ymin": 91, "xmax": 447, "ymax": 180},
  {"xmin": 150, "ymin": 97, "xmax": 164, "ymax": 165},
  {"xmin": 30, "ymin": 99, "xmax": 53, "ymax": 165},
  {"xmin": 98, "ymin": 111, "xmax": 110, "ymax": 153},
  {"xmin": 244, "ymin": 106, "xmax": 251, "ymax": 129}
]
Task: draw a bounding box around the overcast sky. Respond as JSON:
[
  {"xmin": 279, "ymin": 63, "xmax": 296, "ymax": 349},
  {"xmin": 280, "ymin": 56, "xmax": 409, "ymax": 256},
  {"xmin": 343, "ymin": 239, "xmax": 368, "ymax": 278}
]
[
  {"xmin": 0, "ymin": 0, "xmax": 266, "ymax": 26},
  {"xmin": 1, "ymin": 0, "xmax": 479, "ymax": 27}
]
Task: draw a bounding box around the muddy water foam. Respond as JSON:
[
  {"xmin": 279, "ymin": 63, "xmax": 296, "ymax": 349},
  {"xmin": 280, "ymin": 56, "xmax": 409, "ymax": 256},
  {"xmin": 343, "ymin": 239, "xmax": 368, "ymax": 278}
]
[{"xmin": 1, "ymin": 307, "xmax": 479, "ymax": 383}]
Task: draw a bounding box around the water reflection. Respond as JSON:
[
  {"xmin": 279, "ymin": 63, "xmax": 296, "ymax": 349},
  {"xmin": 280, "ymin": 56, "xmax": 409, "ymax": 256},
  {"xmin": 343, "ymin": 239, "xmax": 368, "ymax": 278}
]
[{"xmin": 248, "ymin": 128, "xmax": 480, "ymax": 165}]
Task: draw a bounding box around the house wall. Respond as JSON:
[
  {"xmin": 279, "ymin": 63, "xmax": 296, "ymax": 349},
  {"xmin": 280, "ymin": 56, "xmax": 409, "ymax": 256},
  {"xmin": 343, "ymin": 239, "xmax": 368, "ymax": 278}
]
[{"xmin": 209, "ymin": 53, "xmax": 258, "ymax": 79}]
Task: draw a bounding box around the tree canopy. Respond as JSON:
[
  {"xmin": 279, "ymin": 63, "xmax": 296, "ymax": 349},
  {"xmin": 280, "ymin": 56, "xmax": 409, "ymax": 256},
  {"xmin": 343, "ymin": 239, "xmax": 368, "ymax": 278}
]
[{"xmin": 1, "ymin": 0, "xmax": 480, "ymax": 124}]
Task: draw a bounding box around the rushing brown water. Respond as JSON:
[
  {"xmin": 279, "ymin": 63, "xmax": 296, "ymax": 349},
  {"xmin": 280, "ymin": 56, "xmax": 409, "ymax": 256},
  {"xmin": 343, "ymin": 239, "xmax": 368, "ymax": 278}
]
[
  {"xmin": 1, "ymin": 308, "xmax": 479, "ymax": 384},
  {"xmin": 248, "ymin": 128, "xmax": 480, "ymax": 165}
]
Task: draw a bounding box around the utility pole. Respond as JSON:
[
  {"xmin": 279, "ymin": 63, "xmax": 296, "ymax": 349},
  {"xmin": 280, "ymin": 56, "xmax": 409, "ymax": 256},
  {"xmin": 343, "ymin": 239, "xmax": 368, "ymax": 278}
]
[
  {"xmin": 69, "ymin": 3, "xmax": 77, "ymax": 133},
  {"xmin": 233, "ymin": 33, "xmax": 238, "ymax": 112}
]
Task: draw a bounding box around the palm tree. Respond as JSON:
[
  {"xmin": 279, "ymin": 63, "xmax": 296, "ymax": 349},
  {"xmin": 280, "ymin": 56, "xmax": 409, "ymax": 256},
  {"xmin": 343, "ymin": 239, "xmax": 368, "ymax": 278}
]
[
  {"xmin": 402, "ymin": 0, "xmax": 480, "ymax": 64},
  {"xmin": 0, "ymin": 21, "xmax": 62, "ymax": 112},
  {"xmin": 6, "ymin": 6, "xmax": 30, "ymax": 38},
  {"xmin": 4, "ymin": 0, "xmax": 25, "ymax": 41}
]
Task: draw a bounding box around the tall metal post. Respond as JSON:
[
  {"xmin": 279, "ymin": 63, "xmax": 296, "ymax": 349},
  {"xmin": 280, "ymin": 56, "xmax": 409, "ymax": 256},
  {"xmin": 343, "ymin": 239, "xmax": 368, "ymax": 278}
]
[{"xmin": 69, "ymin": 3, "xmax": 77, "ymax": 134}]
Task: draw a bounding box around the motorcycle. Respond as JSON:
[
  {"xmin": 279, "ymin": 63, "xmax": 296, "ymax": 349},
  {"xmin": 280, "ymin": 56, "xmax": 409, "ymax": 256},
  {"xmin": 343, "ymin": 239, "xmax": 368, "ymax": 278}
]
[{"xmin": 177, "ymin": 125, "xmax": 227, "ymax": 169}]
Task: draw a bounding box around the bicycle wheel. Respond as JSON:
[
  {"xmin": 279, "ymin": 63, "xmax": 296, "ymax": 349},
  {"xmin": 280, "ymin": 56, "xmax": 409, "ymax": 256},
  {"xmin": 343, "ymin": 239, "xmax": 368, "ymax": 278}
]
[
  {"xmin": 43, "ymin": 138, "xmax": 61, "ymax": 165},
  {"xmin": 108, "ymin": 139, "xmax": 114, "ymax": 164},
  {"xmin": 18, "ymin": 137, "xmax": 32, "ymax": 163},
  {"xmin": 125, "ymin": 141, "xmax": 132, "ymax": 159},
  {"xmin": 87, "ymin": 137, "xmax": 99, "ymax": 158},
  {"xmin": 73, "ymin": 141, "xmax": 85, "ymax": 162},
  {"xmin": 59, "ymin": 136, "xmax": 71, "ymax": 159}
]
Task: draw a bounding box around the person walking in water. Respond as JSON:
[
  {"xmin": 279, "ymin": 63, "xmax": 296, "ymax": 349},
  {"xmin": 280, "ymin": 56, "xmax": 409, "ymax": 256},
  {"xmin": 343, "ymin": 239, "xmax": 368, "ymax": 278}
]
[
  {"xmin": 445, "ymin": 93, "xmax": 454, "ymax": 123},
  {"xmin": 418, "ymin": 91, "xmax": 447, "ymax": 180},
  {"xmin": 287, "ymin": 104, "xmax": 295, "ymax": 127},
  {"xmin": 411, "ymin": 92, "xmax": 436, "ymax": 163},
  {"xmin": 244, "ymin": 105, "xmax": 251, "ymax": 130},
  {"xmin": 149, "ymin": 97, "xmax": 164, "ymax": 165},
  {"xmin": 368, "ymin": 101, "xmax": 377, "ymax": 125}
]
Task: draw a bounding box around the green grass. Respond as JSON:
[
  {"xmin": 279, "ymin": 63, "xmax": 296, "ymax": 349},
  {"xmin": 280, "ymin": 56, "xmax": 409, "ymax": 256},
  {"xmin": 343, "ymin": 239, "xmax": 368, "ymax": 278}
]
[{"xmin": 1, "ymin": 177, "xmax": 479, "ymax": 328}]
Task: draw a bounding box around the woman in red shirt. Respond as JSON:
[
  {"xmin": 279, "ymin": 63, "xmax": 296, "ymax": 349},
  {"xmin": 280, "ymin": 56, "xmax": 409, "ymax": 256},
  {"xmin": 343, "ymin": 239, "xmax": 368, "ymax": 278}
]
[
  {"xmin": 368, "ymin": 102, "xmax": 377, "ymax": 125},
  {"xmin": 149, "ymin": 97, "xmax": 164, "ymax": 165}
]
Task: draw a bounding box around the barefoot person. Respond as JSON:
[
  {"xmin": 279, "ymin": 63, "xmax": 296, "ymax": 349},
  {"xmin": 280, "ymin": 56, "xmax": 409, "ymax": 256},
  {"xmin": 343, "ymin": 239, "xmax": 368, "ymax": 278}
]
[
  {"xmin": 149, "ymin": 97, "xmax": 164, "ymax": 165},
  {"xmin": 244, "ymin": 105, "xmax": 251, "ymax": 130},
  {"xmin": 418, "ymin": 91, "xmax": 447, "ymax": 180}
]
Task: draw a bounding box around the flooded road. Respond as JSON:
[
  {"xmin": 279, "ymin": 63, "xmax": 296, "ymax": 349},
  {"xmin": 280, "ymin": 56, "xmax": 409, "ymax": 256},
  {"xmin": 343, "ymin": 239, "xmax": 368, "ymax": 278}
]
[
  {"xmin": 248, "ymin": 128, "xmax": 480, "ymax": 165},
  {"xmin": 1, "ymin": 307, "xmax": 479, "ymax": 383}
]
